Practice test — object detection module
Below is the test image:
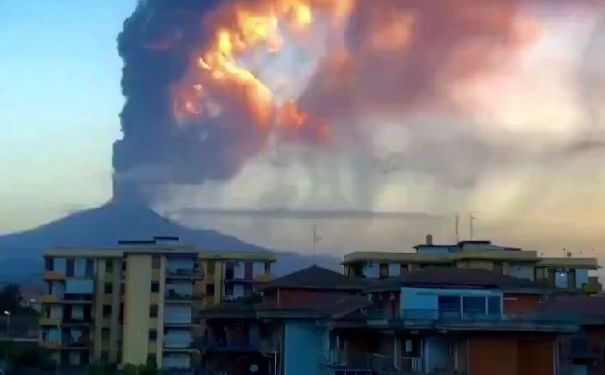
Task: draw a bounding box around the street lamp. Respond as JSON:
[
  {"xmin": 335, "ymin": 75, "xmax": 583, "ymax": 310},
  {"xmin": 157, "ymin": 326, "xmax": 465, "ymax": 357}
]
[{"xmin": 3, "ymin": 311, "xmax": 10, "ymax": 338}]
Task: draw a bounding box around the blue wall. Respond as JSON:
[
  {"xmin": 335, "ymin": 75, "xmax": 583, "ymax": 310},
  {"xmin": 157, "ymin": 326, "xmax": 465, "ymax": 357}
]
[{"xmin": 284, "ymin": 321, "xmax": 324, "ymax": 375}]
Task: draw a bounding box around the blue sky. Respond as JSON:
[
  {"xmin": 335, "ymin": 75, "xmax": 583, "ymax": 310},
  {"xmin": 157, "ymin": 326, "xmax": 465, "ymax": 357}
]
[{"xmin": 0, "ymin": 0, "xmax": 136, "ymax": 232}]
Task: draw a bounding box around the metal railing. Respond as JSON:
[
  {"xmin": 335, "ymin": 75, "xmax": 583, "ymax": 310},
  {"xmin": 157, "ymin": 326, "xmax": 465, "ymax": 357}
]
[
  {"xmin": 365, "ymin": 308, "xmax": 596, "ymax": 324},
  {"xmin": 324, "ymin": 351, "xmax": 461, "ymax": 375},
  {"xmin": 165, "ymin": 289, "xmax": 194, "ymax": 300}
]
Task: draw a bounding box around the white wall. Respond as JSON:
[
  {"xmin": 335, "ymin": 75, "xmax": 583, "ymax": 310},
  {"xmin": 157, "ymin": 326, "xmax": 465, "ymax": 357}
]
[
  {"xmin": 388, "ymin": 263, "xmax": 401, "ymax": 277},
  {"xmin": 253, "ymin": 262, "xmax": 265, "ymax": 277},
  {"xmin": 555, "ymin": 271, "xmax": 569, "ymax": 288},
  {"xmin": 234, "ymin": 284, "xmax": 245, "ymax": 298},
  {"xmin": 576, "ymin": 269, "xmax": 589, "ymax": 289},
  {"xmin": 164, "ymin": 305, "xmax": 191, "ymax": 324},
  {"xmin": 507, "ymin": 264, "xmax": 534, "ymax": 281},
  {"xmin": 163, "ymin": 353, "xmax": 191, "ymax": 369},
  {"xmin": 53, "ymin": 258, "xmax": 66, "ymax": 272},
  {"xmin": 50, "ymin": 305, "xmax": 63, "ymax": 319},
  {"xmin": 363, "ymin": 262, "xmax": 379, "ymax": 278},
  {"xmin": 166, "ymin": 281, "xmax": 193, "ymax": 296},
  {"xmin": 65, "ymin": 279, "xmax": 93, "ymax": 294},
  {"xmin": 164, "ymin": 329, "xmax": 192, "ymax": 348},
  {"xmin": 234, "ymin": 261, "xmax": 245, "ymax": 279}
]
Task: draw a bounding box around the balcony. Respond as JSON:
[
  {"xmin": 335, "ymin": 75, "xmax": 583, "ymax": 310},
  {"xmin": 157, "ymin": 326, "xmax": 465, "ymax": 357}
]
[
  {"xmin": 61, "ymin": 294, "xmax": 93, "ymax": 303},
  {"xmin": 166, "ymin": 267, "xmax": 201, "ymax": 279},
  {"xmin": 43, "ymin": 271, "xmax": 65, "ymax": 281},
  {"xmin": 324, "ymin": 351, "xmax": 454, "ymax": 375},
  {"xmin": 165, "ymin": 289, "xmax": 194, "ymax": 302},
  {"xmin": 40, "ymin": 294, "xmax": 61, "ymax": 304},
  {"xmin": 360, "ymin": 308, "xmax": 581, "ymax": 333},
  {"xmin": 39, "ymin": 317, "xmax": 61, "ymax": 326}
]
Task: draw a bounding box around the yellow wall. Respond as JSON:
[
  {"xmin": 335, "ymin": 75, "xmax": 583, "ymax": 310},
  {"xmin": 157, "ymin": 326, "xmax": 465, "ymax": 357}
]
[
  {"xmin": 123, "ymin": 255, "xmax": 152, "ymax": 366},
  {"xmin": 456, "ymin": 260, "xmax": 494, "ymax": 271}
]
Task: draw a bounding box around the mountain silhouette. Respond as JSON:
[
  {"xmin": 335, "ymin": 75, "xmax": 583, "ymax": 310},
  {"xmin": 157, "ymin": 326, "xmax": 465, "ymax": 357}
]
[{"xmin": 0, "ymin": 200, "xmax": 338, "ymax": 282}]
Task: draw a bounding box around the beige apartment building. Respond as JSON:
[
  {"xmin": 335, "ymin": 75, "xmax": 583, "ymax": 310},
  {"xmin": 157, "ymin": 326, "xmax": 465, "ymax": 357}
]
[
  {"xmin": 38, "ymin": 238, "xmax": 275, "ymax": 370},
  {"xmin": 344, "ymin": 236, "xmax": 600, "ymax": 292}
]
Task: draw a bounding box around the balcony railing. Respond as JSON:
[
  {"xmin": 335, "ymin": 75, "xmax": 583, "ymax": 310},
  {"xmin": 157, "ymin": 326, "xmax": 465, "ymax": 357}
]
[
  {"xmin": 324, "ymin": 350, "xmax": 459, "ymax": 375},
  {"xmin": 166, "ymin": 267, "xmax": 201, "ymax": 278},
  {"xmin": 165, "ymin": 289, "xmax": 194, "ymax": 301},
  {"xmin": 365, "ymin": 308, "xmax": 593, "ymax": 325}
]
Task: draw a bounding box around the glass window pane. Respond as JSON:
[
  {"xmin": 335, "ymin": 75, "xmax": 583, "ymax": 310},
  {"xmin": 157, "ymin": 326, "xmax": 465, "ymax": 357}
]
[
  {"xmin": 488, "ymin": 296, "xmax": 501, "ymax": 315},
  {"xmin": 462, "ymin": 296, "xmax": 485, "ymax": 315}
]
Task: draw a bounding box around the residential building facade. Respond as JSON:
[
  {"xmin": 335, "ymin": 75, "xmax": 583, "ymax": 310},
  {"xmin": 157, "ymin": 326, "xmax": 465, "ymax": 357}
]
[
  {"xmin": 343, "ymin": 236, "xmax": 600, "ymax": 293},
  {"xmin": 38, "ymin": 238, "xmax": 275, "ymax": 370}
]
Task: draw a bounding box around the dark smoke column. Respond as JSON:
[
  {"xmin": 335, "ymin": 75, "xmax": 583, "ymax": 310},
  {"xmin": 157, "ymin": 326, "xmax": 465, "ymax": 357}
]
[{"xmin": 112, "ymin": 0, "xmax": 222, "ymax": 204}]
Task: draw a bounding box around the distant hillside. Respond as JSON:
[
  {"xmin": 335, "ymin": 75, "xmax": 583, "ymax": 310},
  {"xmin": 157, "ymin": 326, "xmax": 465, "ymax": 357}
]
[{"xmin": 0, "ymin": 201, "xmax": 338, "ymax": 283}]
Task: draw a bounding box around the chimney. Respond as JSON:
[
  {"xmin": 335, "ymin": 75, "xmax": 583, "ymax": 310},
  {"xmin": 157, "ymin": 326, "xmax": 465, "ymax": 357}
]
[{"xmin": 426, "ymin": 234, "xmax": 433, "ymax": 245}]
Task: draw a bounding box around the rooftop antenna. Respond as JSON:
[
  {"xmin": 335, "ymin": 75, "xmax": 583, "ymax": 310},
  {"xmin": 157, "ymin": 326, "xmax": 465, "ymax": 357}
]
[
  {"xmin": 312, "ymin": 223, "xmax": 322, "ymax": 265},
  {"xmin": 469, "ymin": 213, "xmax": 477, "ymax": 240},
  {"xmin": 455, "ymin": 213, "xmax": 460, "ymax": 243}
]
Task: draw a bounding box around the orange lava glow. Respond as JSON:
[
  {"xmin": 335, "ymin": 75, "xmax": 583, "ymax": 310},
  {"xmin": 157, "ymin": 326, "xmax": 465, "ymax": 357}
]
[{"xmin": 172, "ymin": 0, "xmax": 355, "ymax": 141}]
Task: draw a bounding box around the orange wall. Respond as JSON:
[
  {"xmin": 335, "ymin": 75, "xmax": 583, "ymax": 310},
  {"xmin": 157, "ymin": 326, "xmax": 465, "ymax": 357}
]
[
  {"xmin": 518, "ymin": 338, "xmax": 555, "ymax": 375},
  {"xmin": 504, "ymin": 294, "xmax": 541, "ymax": 315},
  {"xmin": 467, "ymin": 336, "xmax": 555, "ymax": 375},
  {"xmin": 469, "ymin": 337, "xmax": 518, "ymax": 375}
]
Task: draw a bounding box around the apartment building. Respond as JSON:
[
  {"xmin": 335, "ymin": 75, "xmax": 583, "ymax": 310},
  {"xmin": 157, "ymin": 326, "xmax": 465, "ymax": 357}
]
[
  {"xmin": 38, "ymin": 239, "xmax": 275, "ymax": 371},
  {"xmin": 344, "ymin": 236, "xmax": 600, "ymax": 292},
  {"xmin": 201, "ymin": 266, "xmax": 587, "ymax": 375}
]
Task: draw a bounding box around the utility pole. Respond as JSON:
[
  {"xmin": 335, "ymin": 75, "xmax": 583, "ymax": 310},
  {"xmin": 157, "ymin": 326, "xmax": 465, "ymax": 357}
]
[
  {"xmin": 312, "ymin": 223, "xmax": 322, "ymax": 264},
  {"xmin": 455, "ymin": 213, "xmax": 460, "ymax": 243},
  {"xmin": 469, "ymin": 213, "xmax": 477, "ymax": 240}
]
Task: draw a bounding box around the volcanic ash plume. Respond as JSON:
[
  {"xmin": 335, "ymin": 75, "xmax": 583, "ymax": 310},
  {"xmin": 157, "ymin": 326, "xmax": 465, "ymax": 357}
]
[{"xmin": 113, "ymin": 0, "xmax": 600, "ymax": 205}]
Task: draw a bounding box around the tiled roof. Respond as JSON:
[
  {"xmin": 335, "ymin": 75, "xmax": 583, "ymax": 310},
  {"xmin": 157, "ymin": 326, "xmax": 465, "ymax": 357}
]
[
  {"xmin": 262, "ymin": 265, "xmax": 365, "ymax": 291},
  {"xmin": 537, "ymin": 295, "xmax": 605, "ymax": 318}
]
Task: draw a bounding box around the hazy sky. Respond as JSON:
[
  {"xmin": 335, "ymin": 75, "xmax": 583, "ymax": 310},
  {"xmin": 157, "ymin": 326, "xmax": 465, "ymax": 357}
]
[
  {"xmin": 1, "ymin": 1, "xmax": 604, "ymax": 267},
  {"xmin": 1, "ymin": 0, "xmax": 136, "ymax": 232}
]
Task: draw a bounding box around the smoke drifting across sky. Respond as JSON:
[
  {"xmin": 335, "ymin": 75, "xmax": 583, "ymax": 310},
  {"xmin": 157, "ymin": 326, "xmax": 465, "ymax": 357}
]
[{"xmin": 114, "ymin": 0, "xmax": 605, "ymax": 241}]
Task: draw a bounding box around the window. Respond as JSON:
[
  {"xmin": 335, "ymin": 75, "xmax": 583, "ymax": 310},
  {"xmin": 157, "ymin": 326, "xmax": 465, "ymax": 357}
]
[
  {"xmin": 120, "ymin": 283, "xmax": 125, "ymax": 295},
  {"xmin": 462, "ymin": 296, "xmax": 486, "ymax": 316},
  {"xmin": 225, "ymin": 284, "xmax": 233, "ymax": 296},
  {"xmin": 488, "ymin": 296, "xmax": 501, "ymax": 316},
  {"xmin": 66, "ymin": 259, "xmax": 75, "ymax": 277},
  {"xmin": 104, "ymin": 282, "xmax": 113, "ymax": 294},
  {"xmin": 379, "ymin": 263, "xmax": 389, "ymax": 278},
  {"xmin": 85, "ymin": 259, "xmax": 94, "ymax": 277},
  {"xmin": 206, "ymin": 284, "xmax": 215, "ymax": 296},
  {"xmin": 264, "ymin": 262, "xmax": 270, "ymax": 274},
  {"xmin": 102, "ymin": 305, "xmax": 112, "ymax": 318},
  {"xmin": 152, "ymin": 255, "xmax": 161, "ymax": 270},
  {"xmin": 149, "ymin": 305, "xmax": 158, "ymax": 318},
  {"xmin": 122, "ymin": 261, "xmax": 127, "ymax": 273},
  {"xmin": 402, "ymin": 337, "xmax": 421, "ymax": 357},
  {"xmin": 101, "ymin": 328, "xmax": 111, "ymax": 341},
  {"xmin": 438, "ymin": 296, "xmax": 461, "ymax": 319},
  {"xmin": 151, "ymin": 282, "xmax": 159, "ymax": 293},
  {"xmin": 148, "ymin": 329, "xmax": 157, "ymax": 341},
  {"xmin": 493, "ymin": 262, "xmax": 503, "ymax": 274},
  {"xmin": 105, "ymin": 260, "xmax": 113, "ymax": 273},
  {"xmin": 225, "ymin": 263, "xmax": 234, "ymax": 280},
  {"xmin": 45, "ymin": 258, "xmax": 53, "ymax": 271}
]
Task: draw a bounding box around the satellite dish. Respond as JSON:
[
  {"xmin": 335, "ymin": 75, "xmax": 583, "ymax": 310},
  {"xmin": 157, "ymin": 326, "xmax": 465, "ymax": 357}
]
[{"xmin": 249, "ymin": 364, "xmax": 259, "ymax": 373}]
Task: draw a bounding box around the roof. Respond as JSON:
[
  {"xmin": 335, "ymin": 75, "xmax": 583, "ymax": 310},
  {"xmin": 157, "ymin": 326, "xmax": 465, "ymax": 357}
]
[
  {"xmin": 203, "ymin": 294, "xmax": 372, "ymax": 320},
  {"xmin": 537, "ymin": 295, "xmax": 605, "ymax": 322},
  {"xmin": 262, "ymin": 265, "xmax": 365, "ymax": 291},
  {"xmin": 366, "ymin": 267, "xmax": 545, "ymax": 292}
]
